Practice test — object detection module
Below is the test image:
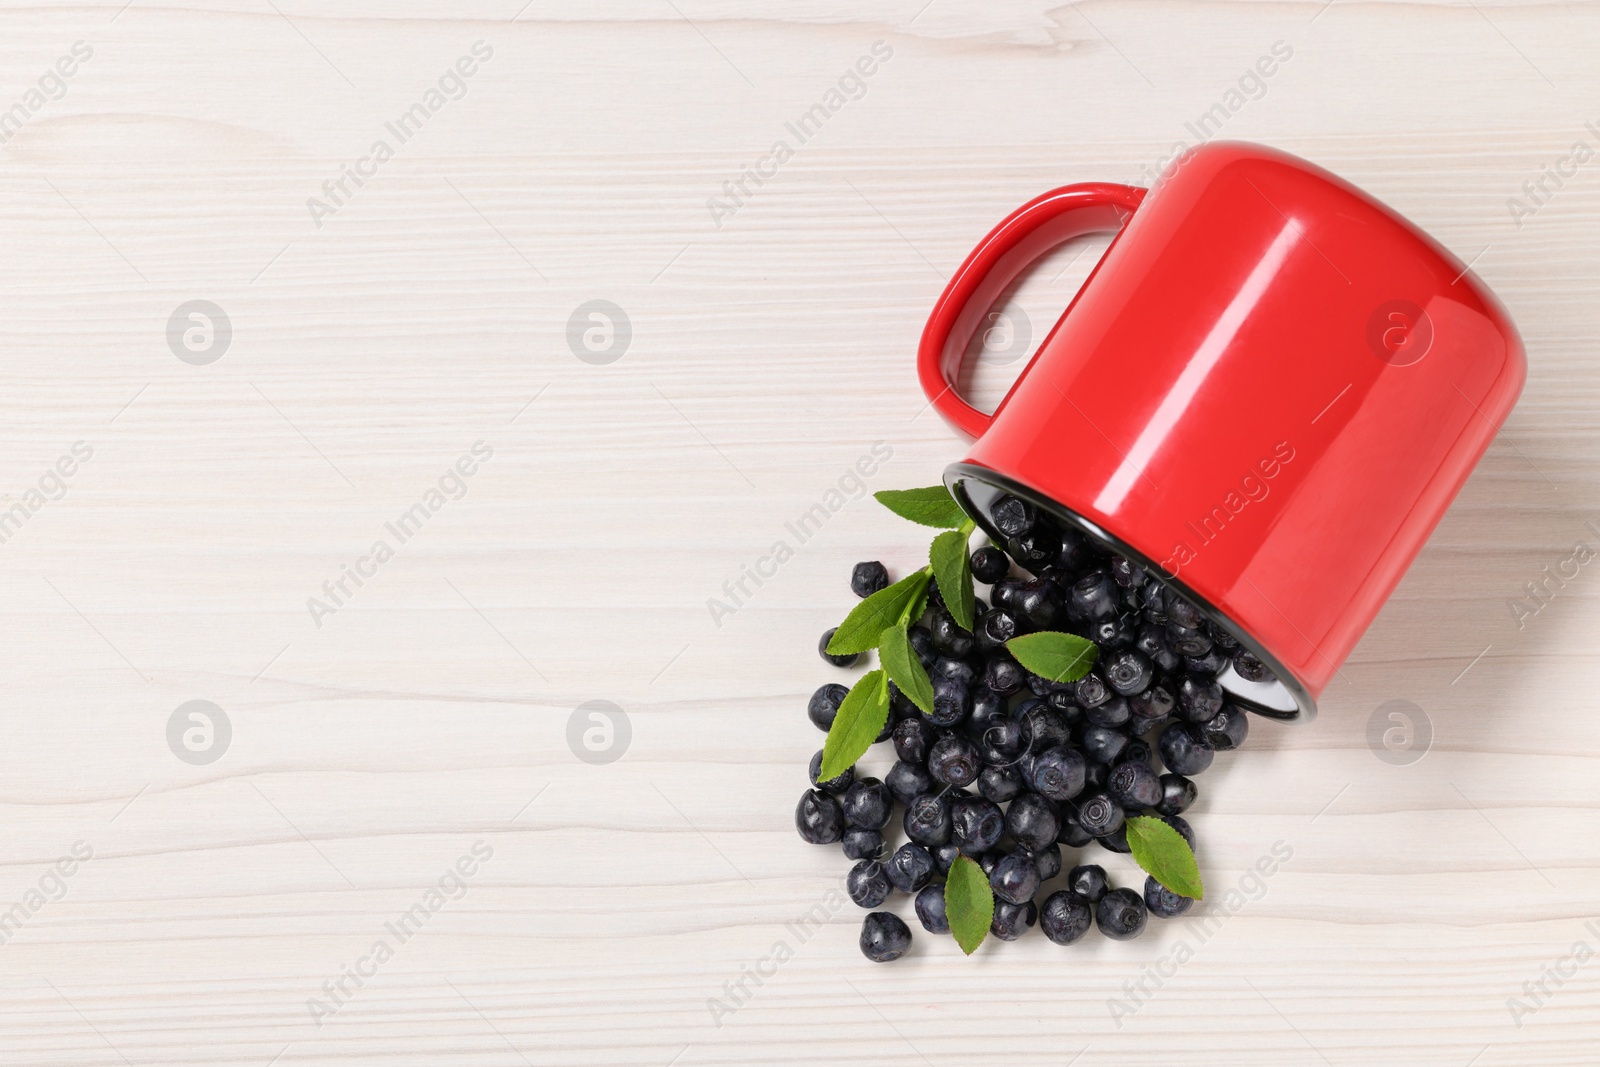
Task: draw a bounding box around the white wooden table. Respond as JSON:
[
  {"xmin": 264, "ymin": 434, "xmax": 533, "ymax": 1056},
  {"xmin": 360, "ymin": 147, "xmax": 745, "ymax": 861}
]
[{"xmin": 1, "ymin": 2, "xmax": 1596, "ymax": 1063}]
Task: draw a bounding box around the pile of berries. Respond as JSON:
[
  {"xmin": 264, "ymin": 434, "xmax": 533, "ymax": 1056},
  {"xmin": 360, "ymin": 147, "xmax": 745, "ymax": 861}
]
[{"xmin": 795, "ymin": 495, "xmax": 1277, "ymax": 961}]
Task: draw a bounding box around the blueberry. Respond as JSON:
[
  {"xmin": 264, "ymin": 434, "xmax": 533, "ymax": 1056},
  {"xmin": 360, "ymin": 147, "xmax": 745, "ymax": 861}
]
[
  {"xmin": 928, "ymin": 676, "xmax": 972, "ymax": 729},
  {"xmin": 1166, "ymin": 623, "xmax": 1213, "ymax": 658},
  {"xmin": 984, "ymin": 656, "xmax": 1025, "ymax": 696},
  {"xmin": 990, "ymin": 849, "xmax": 1042, "ymax": 905},
  {"xmin": 860, "ymin": 911, "xmax": 912, "ymax": 962},
  {"xmin": 847, "ymin": 860, "xmax": 891, "ymax": 908},
  {"xmin": 885, "ymin": 842, "xmax": 936, "ymax": 893},
  {"xmin": 1067, "ymin": 864, "xmax": 1109, "ymax": 903},
  {"xmin": 1091, "ymin": 613, "xmax": 1138, "ymax": 651},
  {"xmin": 908, "ymin": 626, "xmax": 937, "ymax": 667},
  {"xmin": 1056, "ymin": 811, "xmax": 1094, "ymax": 847},
  {"xmin": 932, "ymin": 843, "xmax": 961, "ymax": 874},
  {"xmin": 1144, "ymin": 875, "xmax": 1193, "ymax": 918},
  {"xmin": 990, "ymin": 899, "xmax": 1037, "ymax": 941},
  {"xmin": 1032, "ymin": 843, "xmax": 1062, "ymax": 881},
  {"xmin": 1027, "ymin": 745, "xmax": 1087, "ymax": 802},
  {"xmin": 851, "ymin": 561, "xmax": 889, "ymax": 598},
  {"xmin": 1097, "ymin": 823, "xmax": 1131, "ymax": 853},
  {"xmin": 992, "ymin": 495, "xmax": 1036, "ymax": 537},
  {"xmin": 933, "ymin": 656, "xmax": 977, "ymax": 688},
  {"xmin": 975, "ymin": 607, "xmax": 1019, "ymax": 653},
  {"xmin": 886, "ymin": 760, "xmax": 934, "ymax": 804},
  {"xmin": 843, "ymin": 827, "xmax": 884, "ymax": 861},
  {"xmin": 1136, "ymin": 625, "xmax": 1182, "ymax": 673},
  {"xmin": 970, "ymin": 545, "xmax": 1010, "ymax": 584},
  {"xmin": 795, "ymin": 789, "xmax": 843, "ymax": 844},
  {"xmin": 928, "ymin": 733, "xmax": 980, "ymax": 788},
  {"xmin": 1156, "ymin": 773, "xmax": 1197, "ymax": 816},
  {"xmin": 904, "ymin": 792, "xmax": 953, "ymax": 848},
  {"xmin": 1116, "ymin": 739, "xmax": 1153, "ymax": 767},
  {"xmin": 931, "ymin": 612, "xmax": 976, "ymax": 658},
  {"xmin": 950, "ymin": 796, "xmax": 1005, "ymax": 856},
  {"xmin": 1005, "ymin": 792, "xmax": 1060, "ymax": 851},
  {"xmin": 1103, "ymin": 649, "xmax": 1153, "ymax": 696},
  {"xmin": 1109, "ymin": 554, "xmax": 1145, "ymax": 588},
  {"xmin": 1018, "ymin": 578, "xmax": 1063, "ymax": 629},
  {"xmin": 1183, "ymin": 649, "xmax": 1230, "ymax": 675},
  {"xmin": 819, "ymin": 628, "xmax": 860, "ymax": 668},
  {"xmin": 1199, "ymin": 704, "xmax": 1250, "ymax": 751},
  {"xmin": 977, "ymin": 718, "xmax": 1027, "ymax": 766},
  {"xmin": 977, "ymin": 850, "xmax": 1002, "ymax": 876},
  {"xmin": 809, "ymin": 750, "xmax": 853, "ymax": 794},
  {"xmin": 1040, "ymin": 890, "xmax": 1093, "ymax": 944},
  {"xmin": 1074, "ymin": 672, "xmax": 1111, "ymax": 709},
  {"xmin": 1081, "ymin": 725, "xmax": 1130, "ymax": 765},
  {"xmin": 1208, "ymin": 622, "xmax": 1239, "ymax": 651},
  {"xmin": 842, "ymin": 777, "xmax": 892, "ymax": 830},
  {"xmin": 1073, "ymin": 792, "xmax": 1124, "ymax": 837},
  {"xmin": 1095, "ymin": 887, "xmax": 1148, "ymax": 940},
  {"xmin": 807, "ymin": 683, "xmax": 848, "ymax": 732},
  {"xmin": 1129, "ymin": 679, "xmax": 1176, "ymax": 723},
  {"xmin": 1176, "ymin": 675, "xmax": 1225, "ymax": 723},
  {"xmin": 1107, "ymin": 759, "xmax": 1162, "ymax": 810},
  {"xmin": 991, "ymin": 578, "xmax": 1025, "ymax": 613},
  {"xmin": 1166, "ymin": 594, "xmax": 1202, "ymax": 630},
  {"xmin": 893, "ymin": 718, "xmax": 933, "ymax": 764},
  {"xmin": 1140, "ymin": 582, "xmax": 1169, "ymax": 625},
  {"xmin": 1068, "ymin": 571, "xmax": 1120, "ymax": 622},
  {"xmin": 1008, "ymin": 528, "xmax": 1059, "ymax": 574},
  {"xmin": 1086, "ymin": 696, "xmax": 1132, "ymax": 729},
  {"xmin": 1233, "ymin": 648, "xmax": 1273, "ymax": 682},
  {"xmin": 915, "ymin": 883, "xmax": 950, "ymax": 933},
  {"xmin": 968, "ymin": 685, "xmax": 1007, "ymax": 733},
  {"xmin": 1016, "ymin": 703, "xmax": 1073, "ymax": 752},
  {"xmin": 978, "ymin": 764, "xmax": 1025, "ymax": 803},
  {"xmin": 1158, "ymin": 722, "xmax": 1215, "ymax": 776},
  {"xmin": 1162, "ymin": 814, "xmax": 1196, "ymax": 850}
]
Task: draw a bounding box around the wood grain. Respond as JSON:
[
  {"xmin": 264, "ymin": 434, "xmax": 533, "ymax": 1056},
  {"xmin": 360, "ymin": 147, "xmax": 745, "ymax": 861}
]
[{"xmin": 0, "ymin": 1, "xmax": 1596, "ymax": 1063}]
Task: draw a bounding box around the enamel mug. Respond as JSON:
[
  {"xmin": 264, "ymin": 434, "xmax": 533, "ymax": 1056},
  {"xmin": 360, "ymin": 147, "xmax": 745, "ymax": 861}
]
[{"xmin": 920, "ymin": 141, "xmax": 1525, "ymax": 719}]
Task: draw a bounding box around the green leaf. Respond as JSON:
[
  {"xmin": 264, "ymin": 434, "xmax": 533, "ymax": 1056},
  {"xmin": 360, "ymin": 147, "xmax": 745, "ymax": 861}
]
[
  {"xmin": 879, "ymin": 624, "xmax": 934, "ymax": 715},
  {"xmin": 827, "ymin": 571, "xmax": 931, "ymax": 656},
  {"xmin": 1125, "ymin": 815, "xmax": 1204, "ymax": 900},
  {"xmin": 819, "ymin": 670, "xmax": 890, "ymax": 782},
  {"xmin": 929, "ymin": 527, "xmax": 976, "ymax": 631},
  {"xmin": 874, "ymin": 486, "xmax": 969, "ymax": 529},
  {"xmin": 1006, "ymin": 630, "xmax": 1098, "ymax": 683},
  {"xmin": 944, "ymin": 856, "xmax": 994, "ymax": 956}
]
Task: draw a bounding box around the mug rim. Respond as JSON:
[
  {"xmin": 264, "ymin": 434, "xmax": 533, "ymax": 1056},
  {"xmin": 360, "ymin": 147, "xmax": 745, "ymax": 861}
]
[{"xmin": 946, "ymin": 460, "xmax": 1317, "ymax": 724}]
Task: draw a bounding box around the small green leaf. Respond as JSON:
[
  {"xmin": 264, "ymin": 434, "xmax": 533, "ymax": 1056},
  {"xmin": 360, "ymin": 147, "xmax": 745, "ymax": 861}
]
[
  {"xmin": 929, "ymin": 527, "xmax": 976, "ymax": 631},
  {"xmin": 1006, "ymin": 631, "xmax": 1098, "ymax": 683},
  {"xmin": 819, "ymin": 670, "xmax": 890, "ymax": 782},
  {"xmin": 874, "ymin": 486, "xmax": 969, "ymax": 529},
  {"xmin": 879, "ymin": 624, "xmax": 934, "ymax": 715},
  {"xmin": 944, "ymin": 856, "xmax": 994, "ymax": 956},
  {"xmin": 827, "ymin": 571, "xmax": 931, "ymax": 656},
  {"xmin": 1125, "ymin": 815, "xmax": 1204, "ymax": 900}
]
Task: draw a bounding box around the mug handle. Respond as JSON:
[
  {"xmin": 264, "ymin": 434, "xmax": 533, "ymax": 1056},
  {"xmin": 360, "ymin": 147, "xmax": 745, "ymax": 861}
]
[{"xmin": 917, "ymin": 182, "xmax": 1147, "ymax": 438}]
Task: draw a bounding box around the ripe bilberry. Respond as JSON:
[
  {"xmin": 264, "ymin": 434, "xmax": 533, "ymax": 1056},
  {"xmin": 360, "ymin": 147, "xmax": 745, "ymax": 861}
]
[
  {"xmin": 795, "ymin": 789, "xmax": 843, "ymax": 844},
  {"xmin": 808, "ymin": 683, "xmax": 848, "ymax": 732},
  {"xmin": 1040, "ymin": 890, "xmax": 1093, "ymax": 945},
  {"xmin": 851, "ymin": 560, "xmax": 889, "ymax": 598},
  {"xmin": 860, "ymin": 911, "xmax": 912, "ymax": 962},
  {"xmin": 847, "ymin": 860, "xmax": 891, "ymax": 908},
  {"xmin": 1095, "ymin": 887, "xmax": 1148, "ymax": 940}
]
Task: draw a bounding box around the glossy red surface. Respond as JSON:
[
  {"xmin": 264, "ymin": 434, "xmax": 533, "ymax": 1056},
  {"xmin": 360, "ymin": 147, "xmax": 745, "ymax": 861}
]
[{"xmin": 920, "ymin": 141, "xmax": 1525, "ymax": 706}]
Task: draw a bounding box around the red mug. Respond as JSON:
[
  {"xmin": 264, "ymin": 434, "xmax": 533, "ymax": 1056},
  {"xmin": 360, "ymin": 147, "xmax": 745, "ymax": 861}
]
[{"xmin": 920, "ymin": 141, "xmax": 1525, "ymax": 720}]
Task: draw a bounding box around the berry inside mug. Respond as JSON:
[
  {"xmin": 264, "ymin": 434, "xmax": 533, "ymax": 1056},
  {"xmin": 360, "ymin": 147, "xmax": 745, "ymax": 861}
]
[{"xmin": 921, "ymin": 141, "xmax": 1526, "ymax": 720}]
